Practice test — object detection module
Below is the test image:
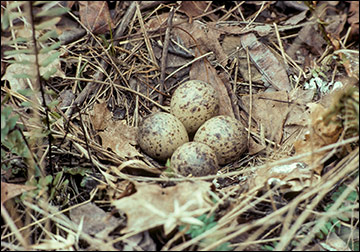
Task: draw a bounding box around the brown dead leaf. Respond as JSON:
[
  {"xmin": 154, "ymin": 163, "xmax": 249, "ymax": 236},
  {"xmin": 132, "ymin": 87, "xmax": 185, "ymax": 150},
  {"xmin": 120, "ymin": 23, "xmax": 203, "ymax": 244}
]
[
  {"xmin": 347, "ymin": 1, "xmax": 359, "ymax": 40},
  {"xmin": 79, "ymin": 1, "xmax": 114, "ymax": 34},
  {"xmin": 99, "ymin": 120, "xmax": 141, "ymax": 159},
  {"xmin": 240, "ymin": 33, "xmax": 291, "ymax": 92},
  {"xmin": 284, "ymin": 10, "xmax": 308, "ymax": 25},
  {"xmin": 70, "ymin": 202, "xmax": 122, "ymax": 237},
  {"xmin": 222, "ymin": 35, "xmax": 263, "ymax": 84},
  {"xmin": 112, "ymin": 181, "xmax": 212, "ymax": 234},
  {"xmin": 90, "ymin": 102, "xmax": 112, "ymax": 131},
  {"xmin": 1, "ymin": 182, "xmax": 37, "ymax": 204},
  {"xmin": 241, "ymin": 91, "xmax": 290, "ymax": 144},
  {"xmin": 248, "ymin": 162, "xmax": 321, "ymax": 193},
  {"xmin": 179, "ymin": 1, "xmax": 217, "ymax": 23},
  {"xmin": 90, "ymin": 102, "xmax": 142, "ymax": 159},
  {"xmin": 190, "ymin": 60, "xmax": 235, "ymax": 118},
  {"xmin": 293, "ymin": 103, "xmax": 343, "ymax": 174}
]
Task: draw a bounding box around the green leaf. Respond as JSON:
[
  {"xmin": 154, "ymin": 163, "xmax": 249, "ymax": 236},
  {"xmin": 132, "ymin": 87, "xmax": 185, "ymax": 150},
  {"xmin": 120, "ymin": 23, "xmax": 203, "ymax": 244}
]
[
  {"xmin": 35, "ymin": 17, "xmax": 61, "ymax": 30},
  {"xmin": 64, "ymin": 166, "xmax": 88, "ymax": 176},
  {"xmin": 41, "ymin": 67, "xmax": 57, "ymax": 80},
  {"xmin": 53, "ymin": 171, "xmax": 63, "ymax": 186},
  {"xmin": 4, "ymin": 49, "xmax": 33, "ymax": 56},
  {"xmin": 40, "ymin": 51, "xmax": 61, "ymax": 67},
  {"xmin": 20, "ymin": 101, "xmax": 32, "ymax": 107},
  {"xmin": 215, "ymin": 242, "xmax": 232, "ymax": 251},
  {"xmin": 346, "ymin": 190, "xmax": 358, "ymax": 202},
  {"xmin": 7, "ymin": 59, "xmax": 32, "ymax": 65},
  {"xmin": 8, "ymin": 115, "xmax": 19, "ymax": 131},
  {"xmin": 14, "ymin": 73, "xmax": 33, "ymax": 79},
  {"xmin": 320, "ymin": 224, "xmax": 329, "ymax": 235},
  {"xmin": 39, "ymin": 41, "xmax": 61, "ymax": 54},
  {"xmin": 36, "ymin": 7, "xmax": 69, "ymax": 17},
  {"xmin": 38, "ymin": 30, "xmax": 58, "ymax": 42},
  {"xmin": 7, "ymin": 1, "xmax": 26, "ymax": 10},
  {"xmin": 48, "ymin": 99, "xmax": 60, "ymax": 109},
  {"xmin": 2, "ymin": 10, "xmax": 11, "ymax": 31},
  {"xmin": 17, "ymin": 88, "xmax": 34, "ymax": 96},
  {"xmin": 2, "ymin": 106, "xmax": 13, "ymax": 118},
  {"xmin": 2, "ymin": 37, "xmax": 29, "ymax": 45}
]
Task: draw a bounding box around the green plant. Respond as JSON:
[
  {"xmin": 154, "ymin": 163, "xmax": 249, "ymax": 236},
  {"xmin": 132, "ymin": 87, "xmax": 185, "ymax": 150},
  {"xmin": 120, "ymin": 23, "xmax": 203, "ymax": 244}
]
[
  {"xmin": 316, "ymin": 184, "xmax": 358, "ymax": 239},
  {"xmin": 179, "ymin": 213, "xmax": 232, "ymax": 251}
]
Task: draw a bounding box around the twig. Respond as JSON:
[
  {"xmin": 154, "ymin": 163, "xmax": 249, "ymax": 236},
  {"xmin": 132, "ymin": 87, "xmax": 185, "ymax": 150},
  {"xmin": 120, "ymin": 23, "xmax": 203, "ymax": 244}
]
[
  {"xmin": 245, "ymin": 47, "xmax": 253, "ymax": 150},
  {"xmin": 70, "ymin": 2, "xmax": 137, "ymax": 112},
  {"xmin": 114, "ymin": 2, "xmax": 136, "ymax": 46},
  {"xmin": 273, "ymin": 22, "xmax": 288, "ymax": 67},
  {"xmin": 159, "ymin": 7, "xmax": 175, "ymax": 105}
]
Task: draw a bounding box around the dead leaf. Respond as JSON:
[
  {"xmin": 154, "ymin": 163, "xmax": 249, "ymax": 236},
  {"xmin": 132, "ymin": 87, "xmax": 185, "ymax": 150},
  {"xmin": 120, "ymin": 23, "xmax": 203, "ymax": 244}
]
[
  {"xmin": 78, "ymin": 1, "xmax": 114, "ymax": 34},
  {"xmin": 122, "ymin": 231, "xmax": 156, "ymax": 251},
  {"xmin": 347, "ymin": 1, "xmax": 359, "ymax": 40},
  {"xmin": 99, "ymin": 120, "xmax": 141, "ymax": 159},
  {"xmin": 248, "ymin": 162, "xmax": 321, "ymax": 193},
  {"xmin": 90, "ymin": 102, "xmax": 112, "ymax": 131},
  {"xmin": 241, "ymin": 91, "xmax": 290, "ymax": 144},
  {"xmin": 240, "ymin": 33, "xmax": 291, "ymax": 92},
  {"xmin": 179, "ymin": 1, "xmax": 217, "ymax": 23},
  {"xmin": 320, "ymin": 232, "xmax": 352, "ymax": 251},
  {"xmin": 284, "ymin": 10, "xmax": 308, "ymax": 25},
  {"xmin": 293, "ymin": 102, "xmax": 343, "ymax": 174},
  {"xmin": 112, "ymin": 181, "xmax": 213, "ymax": 234},
  {"xmin": 190, "ymin": 60, "xmax": 235, "ymax": 118},
  {"xmin": 90, "ymin": 102, "xmax": 142, "ymax": 159},
  {"xmin": 1, "ymin": 182, "xmax": 37, "ymax": 204},
  {"xmin": 222, "ymin": 35, "xmax": 263, "ymax": 84},
  {"xmin": 70, "ymin": 202, "xmax": 122, "ymax": 237},
  {"xmin": 2, "ymin": 52, "xmax": 65, "ymax": 92}
]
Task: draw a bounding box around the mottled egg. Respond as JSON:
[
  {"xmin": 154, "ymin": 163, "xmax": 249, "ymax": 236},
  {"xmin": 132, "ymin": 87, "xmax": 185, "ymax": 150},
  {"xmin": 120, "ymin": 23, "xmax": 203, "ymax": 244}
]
[
  {"xmin": 171, "ymin": 142, "xmax": 219, "ymax": 177},
  {"xmin": 194, "ymin": 115, "xmax": 247, "ymax": 165},
  {"xmin": 170, "ymin": 80, "xmax": 220, "ymax": 134},
  {"xmin": 138, "ymin": 112, "xmax": 189, "ymax": 160}
]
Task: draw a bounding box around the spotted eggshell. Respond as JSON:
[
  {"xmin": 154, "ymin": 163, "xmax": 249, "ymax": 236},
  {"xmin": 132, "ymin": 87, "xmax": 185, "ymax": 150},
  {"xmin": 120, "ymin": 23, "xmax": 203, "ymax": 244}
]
[
  {"xmin": 194, "ymin": 115, "xmax": 247, "ymax": 165},
  {"xmin": 170, "ymin": 80, "xmax": 219, "ymax": 134},
  {"xmin": 138, "ymin": 112, "xmax": 189, "ymax": 160},
  {"xmin": 171, "ymin": 142, "xmax": 218, "ymax": 177}
]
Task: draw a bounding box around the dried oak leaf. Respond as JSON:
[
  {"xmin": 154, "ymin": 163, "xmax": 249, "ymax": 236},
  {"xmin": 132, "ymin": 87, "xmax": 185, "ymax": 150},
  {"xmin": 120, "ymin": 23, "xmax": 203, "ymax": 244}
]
[
  {"xmin": 78, "ymin": 1, "xmax": 114, "ymax": 34},
  {"xmin": 1, "ymin": 182, "xmax": 36, "ymax": 204},
  {"xmin": 293, "ymin": 103, "xmax": 343, "ymax": 174},
  {"xmin": 99, "ymin": 120, "xmax": 141, "ymax": 159},
  {"xmin": 248, "ymin": 162, "xmax": 321, "ymax": 193},
  {"xmin": 90, "ymin": 102, "xmax": 141, "ymax": 159},
  {"xmin": 241, "ymin": 91, "xmax": 290, "ymax": 144},
  {"xmin": 70, "ymin": 202, "xmax": 122, "ymax": 237},
  {"xmin": 178, "ymin": 1, "xmax": 217, "ymax": 22},
  {"xmin": 112, "ymin": 181, "xmax": 212, "ymax": 234},
  {"xmin": 240, "ymin": 33, "xmax": 291, "ymax": 92}
]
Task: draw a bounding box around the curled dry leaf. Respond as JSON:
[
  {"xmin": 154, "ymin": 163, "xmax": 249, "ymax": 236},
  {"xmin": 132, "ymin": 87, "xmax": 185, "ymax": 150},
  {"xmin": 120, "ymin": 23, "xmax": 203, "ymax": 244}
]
[
  {"xmin": 90, "ymin": 102, "xmax": 142, "ymax": 160},
  {"xmin": 112, "ymin": 181, "xmax": 213, "ymax": 234},
  {"xmin": 241, "ymin": 91, "xmax": 290, "ymax": 144},
  {"xmin": 70, "ymin": 202, "xmax": 123, "ymax": 237},
  {"xmin": 248, "ymin": 162, "xmax": 321, "ymax": 193},
  {"xmin": 78, "ymin": 1, "xmax": 114, "ymax": 34},
  {"xmin": 240, "ymin": 33, "xmax": 291, "ymax": 92},
  {"xmin": 1, "ymin": 182, "xmax": 37, "ymax": 204},
  {"xmin": 293, "ymin": 102, "xmax": 343, "ymax": 174}
]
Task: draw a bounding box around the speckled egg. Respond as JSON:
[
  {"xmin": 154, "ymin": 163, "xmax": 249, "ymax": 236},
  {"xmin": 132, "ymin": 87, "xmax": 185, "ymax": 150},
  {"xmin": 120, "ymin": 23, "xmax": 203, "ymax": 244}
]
[
  {"xmin": 171, "ymin": 142, "xmax": 219, "ymax": 177},
  {"xmin": 193, "ymin": 115, "xmax": 247, "ymax": 165},
  {"xmin": 138, "ymin": 112, "xmax": 189, "ymax": 160},
  {"xmin": 170, "ymin": 80, "xmax": 220, "ymax": 134}
]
